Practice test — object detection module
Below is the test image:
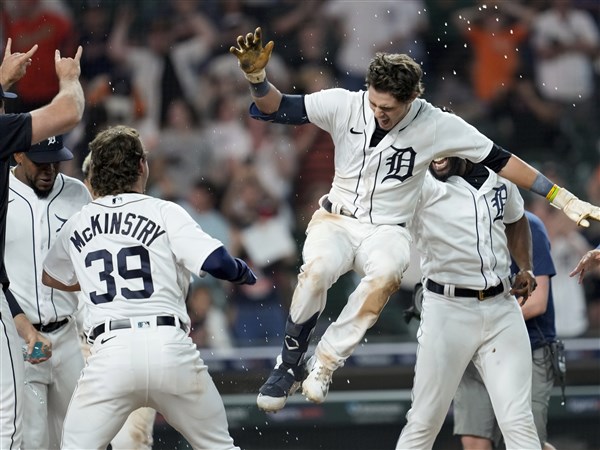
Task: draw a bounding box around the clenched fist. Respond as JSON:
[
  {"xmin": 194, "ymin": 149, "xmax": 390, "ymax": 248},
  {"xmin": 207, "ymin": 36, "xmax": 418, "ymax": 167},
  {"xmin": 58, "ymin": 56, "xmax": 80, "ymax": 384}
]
[{"xmin": 229, "ymin": 27, "xmax": 274, "ymax": 83}]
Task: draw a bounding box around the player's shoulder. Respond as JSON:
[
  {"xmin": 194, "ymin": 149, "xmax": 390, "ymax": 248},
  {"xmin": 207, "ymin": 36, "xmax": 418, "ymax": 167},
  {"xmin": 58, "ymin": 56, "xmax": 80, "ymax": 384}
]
[{"xmin": 56, "ymin": 173, "xmax": 92, "ymax": 200}]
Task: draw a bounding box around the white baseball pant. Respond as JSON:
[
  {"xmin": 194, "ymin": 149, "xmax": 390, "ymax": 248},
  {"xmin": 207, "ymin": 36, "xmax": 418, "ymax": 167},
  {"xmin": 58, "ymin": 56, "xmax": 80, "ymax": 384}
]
[
  {"xmin": 1, "ymin": 291, "xmax": 24, "ymax": 450},
  {"xmin": 396, "ymin": 290, "xmax": 541, "ymax": 450},
  {"xmin": 291, "ymin": 209, "xmax": 411, "ymax": 370}
]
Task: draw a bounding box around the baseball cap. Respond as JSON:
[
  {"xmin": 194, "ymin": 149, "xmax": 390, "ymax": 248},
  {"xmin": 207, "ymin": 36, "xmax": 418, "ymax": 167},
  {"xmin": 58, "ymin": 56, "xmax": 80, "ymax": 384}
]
[
  {"xmin": 0, "ymin": 84, "xmax": 17, "ymax": 99},
  {"xmin": 27, "ymin": 135, "xmax": 74, "ymax": 164}
]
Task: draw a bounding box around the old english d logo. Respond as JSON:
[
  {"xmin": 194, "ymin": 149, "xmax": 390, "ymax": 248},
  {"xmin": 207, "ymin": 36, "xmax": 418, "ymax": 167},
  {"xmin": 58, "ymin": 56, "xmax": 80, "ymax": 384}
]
[
  {"xmin": 383, "ymin": 146, "xmax": 416, "ymax": 182},
  {"xmin": 492, "ymin": 184, "xmax": 508, "ymax": 221}
]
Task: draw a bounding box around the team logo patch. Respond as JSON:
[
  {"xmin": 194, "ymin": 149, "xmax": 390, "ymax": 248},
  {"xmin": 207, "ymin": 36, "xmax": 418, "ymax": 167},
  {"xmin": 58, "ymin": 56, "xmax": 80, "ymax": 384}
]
[
  {"xmin": 382, "ymin": 146, "xmax": 416, "ymax": 182},
  {"xmin": 137, "ymin": 321, "xmax": 151, "ymax": 329},
  {"xmin": 491, "ymin": 185, "xmax": 508, "ymax": 221}
]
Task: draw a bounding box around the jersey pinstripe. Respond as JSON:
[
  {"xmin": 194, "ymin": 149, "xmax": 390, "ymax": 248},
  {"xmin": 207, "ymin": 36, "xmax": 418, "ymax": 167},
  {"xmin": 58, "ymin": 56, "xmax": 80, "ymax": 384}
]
[
  {"xmin": 304, "ymin": 93, "xmax": 494, "ymax": 225},
  {"xmin": 43, "ymin": 194, "xmax": 223, "ymax": 330},
  {"xmin": 409, "ymin": 169, "xmax": 524, "ymax": 289},
  {"xmin": 7, "ymin": 171, "xmax": 91, "ymax": 324}
]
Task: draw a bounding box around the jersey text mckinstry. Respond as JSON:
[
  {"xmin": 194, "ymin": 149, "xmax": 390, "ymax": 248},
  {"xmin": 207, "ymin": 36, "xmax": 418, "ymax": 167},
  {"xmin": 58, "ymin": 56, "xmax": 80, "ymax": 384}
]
[{"xmin": 69, "ymin": 212, "xmax": 166, "ymax": 252}]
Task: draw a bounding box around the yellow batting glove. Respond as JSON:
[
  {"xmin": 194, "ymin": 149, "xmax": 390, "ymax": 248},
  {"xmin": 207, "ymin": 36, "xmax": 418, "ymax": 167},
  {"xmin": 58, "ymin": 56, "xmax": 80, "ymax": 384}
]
[
  {"xmin": 547, "ymin": 185, "xmax": 600, "ymax": 227},
  {"xmin": 229, "ymin": 27, "xmax": 274, "ymax": 83}
]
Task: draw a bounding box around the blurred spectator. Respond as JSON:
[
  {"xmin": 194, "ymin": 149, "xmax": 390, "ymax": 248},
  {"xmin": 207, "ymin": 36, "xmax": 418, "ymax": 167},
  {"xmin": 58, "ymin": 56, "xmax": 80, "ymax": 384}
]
[
  {"xmin": 73, "ymin": 0, "xmax": 114, "ymax": 83},
  {"xmin": 245, "ymin": 115, "xmax": 296, "ymax": 204},
  {"xmin": 204, "ymin": 94, "xmax": 253, "ymax": 189},
  {"xmin": 453, "ymin": 1, "xmax": 534, "ymax": 109},
  {"xmin": 228, "ymin": 265, "xmax": 287, "ymax": 347},
  {"xmin": 531, "ymin": 0, "xmax": 600, "ymax": 166},
  {"xmin": 107, "ymin": 4, "xmax": 217, "ymax": 140},
  {"xmin": 187, "ymin": 282, "xmax": 234, "ymax": 350},
  {"xmin": 1, "ymin": 0, "xmax": 76, "ymax": 111},
  {"xmin": 149, "ymin": 99, "xmax": 216, "ymax": 198},
  {"xmin": 184, "ymin": 179, "xmax": 232, "ymax": 251},
  {"xmin": 323, "ymin": 0, "xmax": 429, "ymax": 90}
]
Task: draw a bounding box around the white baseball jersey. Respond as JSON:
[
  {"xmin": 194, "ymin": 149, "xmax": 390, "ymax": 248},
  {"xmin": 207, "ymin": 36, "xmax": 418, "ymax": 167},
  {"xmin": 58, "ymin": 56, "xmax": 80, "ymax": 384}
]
[
  {"xmin": 409, "ymin": 169, "xmax": 524, "ymax": 289},
  {"xmin": 7, "ymin": 170, "xmax": 91, "ymax": 323},
  {"xmin": 397, "ymin": 169, "xmax": 539, "ymax": 449},
  {"xmin": 43, "ymin": 194, "xmax": 223, "ymax": 330},
  {"xmin": 304, "ymin": 92, "xmax": 493, "ymax": 225}
]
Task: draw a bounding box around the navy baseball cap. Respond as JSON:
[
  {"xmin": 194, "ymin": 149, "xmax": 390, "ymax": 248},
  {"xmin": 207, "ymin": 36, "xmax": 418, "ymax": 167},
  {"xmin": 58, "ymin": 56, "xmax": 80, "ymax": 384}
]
[
  {"xmin": 27, "ymin": 135, "xmax": 74, "ymax": 164},
  {"xmin": 0, "ymin": 84, "xmax": 17, "ymax": 99}
]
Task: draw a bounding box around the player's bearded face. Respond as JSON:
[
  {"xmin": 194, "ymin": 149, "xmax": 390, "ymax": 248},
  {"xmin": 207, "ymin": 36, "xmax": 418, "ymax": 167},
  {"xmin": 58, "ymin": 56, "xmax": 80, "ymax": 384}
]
[
  {"xmin": 368, "ymin": 87, "xmax": 411, "ymax": 131},
  {"xmin": 21, "ymin": 159, "xmax": 60, "ymax": 198},
  {"xmin": 429, "ymin": 157, "xmax": 465, "ymax": 182}
]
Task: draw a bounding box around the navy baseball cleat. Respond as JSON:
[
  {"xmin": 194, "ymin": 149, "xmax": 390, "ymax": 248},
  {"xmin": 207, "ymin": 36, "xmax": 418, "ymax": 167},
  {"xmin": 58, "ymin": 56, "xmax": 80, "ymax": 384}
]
[{"xmin": 257, "ymin": 355, "xmax": 307, "ymax": 412}]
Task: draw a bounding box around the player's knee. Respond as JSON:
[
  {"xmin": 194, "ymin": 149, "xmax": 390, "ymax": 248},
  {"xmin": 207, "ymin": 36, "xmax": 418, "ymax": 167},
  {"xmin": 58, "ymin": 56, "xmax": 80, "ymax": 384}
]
[{"xmin": 298, "ymin": 258, "xmax": 338, "ymax": 291}]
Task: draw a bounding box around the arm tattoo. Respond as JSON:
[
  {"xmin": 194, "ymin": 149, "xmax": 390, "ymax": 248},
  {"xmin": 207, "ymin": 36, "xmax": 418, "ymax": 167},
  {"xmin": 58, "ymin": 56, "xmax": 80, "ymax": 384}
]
[{"xmin": 530, "ymin": 173, "xmax": 557, "ymax": 199}]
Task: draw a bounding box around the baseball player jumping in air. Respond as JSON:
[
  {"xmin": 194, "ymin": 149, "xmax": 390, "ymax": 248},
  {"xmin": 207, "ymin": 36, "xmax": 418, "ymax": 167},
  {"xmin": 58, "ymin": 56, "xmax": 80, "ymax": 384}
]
[
  {"xmin": 453, "ymin": 209, "xmax": 559, "ymax": 450},
  {"xmin": 42, "ymin": 125, "xmax": 256, "ymax": 450},
  {"xmin": 229, "ymin": 27, "xmax": 600, "ymax": 413},
  {"xmin": 400, "ymin": 156, "xmax": 539, "ymax": 449},
  {"xmin": 1, "ymin": 39, "xmax": 84, "ymax": 450},
  {"xmin": 7, "ymin": 135, "xmax": 91, "ymax": 450}
]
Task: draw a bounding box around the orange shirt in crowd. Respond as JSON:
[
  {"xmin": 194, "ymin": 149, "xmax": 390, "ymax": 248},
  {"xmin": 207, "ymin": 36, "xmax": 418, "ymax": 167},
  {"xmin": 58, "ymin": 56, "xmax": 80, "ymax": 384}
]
[
  {"xmin": 467, "ymin": 24, "xmax": 528, "ymax": 102},
  {"xmin": 3, "ymin": 11, "xmax": 75, "ymax": 105}
]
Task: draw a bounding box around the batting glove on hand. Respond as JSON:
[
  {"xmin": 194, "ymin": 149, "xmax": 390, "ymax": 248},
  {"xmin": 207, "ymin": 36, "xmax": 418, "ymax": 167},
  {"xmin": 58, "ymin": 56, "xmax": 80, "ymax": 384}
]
[
  {"xmin": 550, "ymin": 187, "xmax": 600, "ymax": 228},
  {"xmin": 229, "ymin": 27, "xmax": 274, "ymax": 83},
  {"xmin": 232, "ymin": 258, "xmax": 258, "ymax": 285}
]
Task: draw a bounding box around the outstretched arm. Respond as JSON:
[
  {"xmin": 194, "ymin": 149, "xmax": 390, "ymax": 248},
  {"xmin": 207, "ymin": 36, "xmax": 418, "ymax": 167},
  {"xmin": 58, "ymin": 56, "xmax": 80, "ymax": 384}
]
[
  {"xmin": 570, "ymin": 247, "xmax": 600, "ymax": 284},
  {"xmin": 230, "ymin": 27, "xmax": 282, "ymax": 114},
  {"xmin": 29, "ymin": 47, "xmax": 84, "ymax": 144},
  {"xmin": 499, "ymin": 154, "xmax": 600, "ymax": 228}
]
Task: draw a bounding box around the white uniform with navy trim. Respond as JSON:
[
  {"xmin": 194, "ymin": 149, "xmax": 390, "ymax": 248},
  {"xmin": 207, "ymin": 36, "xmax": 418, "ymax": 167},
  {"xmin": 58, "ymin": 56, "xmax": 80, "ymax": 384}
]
[
  {"xmin": 291, "ymin": 93, "xmax": 496, "ymax": 372},
  {"xmin": 43, "ymin": 193, "xmax": 239, "ymax": 450},
  {"xmin": 6, "ymin": 170, "xmax": 91, "ymax": 449},
  {"xmin": 397, "ymin": 170, "xmax": 540, "ymax": 449}
]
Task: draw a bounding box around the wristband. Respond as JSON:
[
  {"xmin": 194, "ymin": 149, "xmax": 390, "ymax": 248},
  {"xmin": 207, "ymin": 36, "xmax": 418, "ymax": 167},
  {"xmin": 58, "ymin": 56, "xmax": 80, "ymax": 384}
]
[
  {"xmin": 244, "ymin": 68, "xmax": 266, "ymax": 84},
  {"xmin": 546, "ymin": 184, "xmax": 560, "ymax": 202},
  {"xmin": 250, "ymin": 78, "xmax": 271, "ymax": 98}
]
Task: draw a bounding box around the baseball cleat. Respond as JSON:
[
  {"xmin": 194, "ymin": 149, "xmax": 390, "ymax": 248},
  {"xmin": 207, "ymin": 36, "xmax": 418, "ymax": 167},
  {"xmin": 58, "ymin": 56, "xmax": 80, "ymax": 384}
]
[
  {"xmin": 302, "ymin": 355, "xmax": 333, "ymax": 404},
  {"xmin": 256, "ymin": 355, "xmax": 305, "ymax": 412}
]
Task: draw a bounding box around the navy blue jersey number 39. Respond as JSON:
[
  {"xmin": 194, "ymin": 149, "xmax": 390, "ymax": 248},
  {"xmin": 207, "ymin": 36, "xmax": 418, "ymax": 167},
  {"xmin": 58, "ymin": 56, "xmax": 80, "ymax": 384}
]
[{"xmin": 85, "ymin": 245, "xmax": 154, "ymax": 304}]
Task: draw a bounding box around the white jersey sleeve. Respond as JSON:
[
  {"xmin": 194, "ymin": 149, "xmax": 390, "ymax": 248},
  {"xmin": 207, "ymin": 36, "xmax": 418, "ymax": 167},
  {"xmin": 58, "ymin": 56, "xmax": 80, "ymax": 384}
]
[
  {"xmin": 159, "ymin": 201, "xmax": 224, "ymax": 276},
  {"xmin": 43, "ymin": 219, "xmax": 78, "ymax": 287}
]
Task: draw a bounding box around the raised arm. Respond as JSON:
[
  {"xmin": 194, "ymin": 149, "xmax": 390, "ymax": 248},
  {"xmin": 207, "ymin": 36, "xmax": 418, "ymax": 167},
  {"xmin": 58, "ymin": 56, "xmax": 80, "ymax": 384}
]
[
  {"xmin": 229, "ymin": 27, "xmax": 282, "ymax": 114},
  {"xmin": 0, "ymin": 38, "xmax": 38, "ymax": 89},
  {"xmin": 499, "ymin": 154, "xmax": 600, "ymax": 228},
  {"xmin": 29, "ymin": 47, "xmax": 84, "ymax": 144}
]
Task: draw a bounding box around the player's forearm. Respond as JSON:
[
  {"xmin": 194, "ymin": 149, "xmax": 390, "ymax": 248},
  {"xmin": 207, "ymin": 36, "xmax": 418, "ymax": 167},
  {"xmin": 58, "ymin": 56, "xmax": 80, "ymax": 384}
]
[
  {"xmin": 249, "ymin": 79, "xmax": 283, "ymax": 114},
  {"xmin": 506, "ymin": 214, "xmax": 533, "ymax": 272},
  {"xmin": 30, "ymin": 79, "xmax": 84, "ymax": 144},
  {"xmin": 521, "ymin": 276, "xmax": 549, "ymax": 320}
]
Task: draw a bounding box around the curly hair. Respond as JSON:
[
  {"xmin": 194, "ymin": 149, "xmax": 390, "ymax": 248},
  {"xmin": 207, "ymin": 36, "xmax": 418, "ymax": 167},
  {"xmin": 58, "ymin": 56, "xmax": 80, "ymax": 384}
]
[
  {"xmin": 365, "ymin": 53, "xmax": 424, "ymax": 103},
  {"xmin": 89, "ymin": 125, "xmax": 146, "ymax": 196}
]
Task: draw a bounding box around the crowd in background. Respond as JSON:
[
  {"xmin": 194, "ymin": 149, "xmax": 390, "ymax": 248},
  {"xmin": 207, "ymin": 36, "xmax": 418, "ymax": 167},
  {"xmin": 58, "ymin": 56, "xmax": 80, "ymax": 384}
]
[{"xmin": 2, "ymin": 0, "xmax": 600, "ymax": 347}]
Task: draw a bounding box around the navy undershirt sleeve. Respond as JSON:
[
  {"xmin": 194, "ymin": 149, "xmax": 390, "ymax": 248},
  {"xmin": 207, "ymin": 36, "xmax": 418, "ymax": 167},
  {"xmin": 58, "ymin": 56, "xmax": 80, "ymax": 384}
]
[
  {"xmin": 201, "ymin": 246, "xmax": 242, "ymax": 281},
  {"xmin": 480, "ymin": 143, "xmax": 512, "ymax": 173},
  {"xmin": 249, "ymin": 94, "xmax": 309, "ymax": 124}
]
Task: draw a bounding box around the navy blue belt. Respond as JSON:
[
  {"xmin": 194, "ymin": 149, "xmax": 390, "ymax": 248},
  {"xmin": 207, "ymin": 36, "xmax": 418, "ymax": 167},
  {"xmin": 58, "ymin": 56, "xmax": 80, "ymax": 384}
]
[
  {"xmin": 90, "ymin": 316, "xmax": 183, "ymax": 340},
  {"xmin": 33, "ymin": 318, "xmax": 69, "ymax": 333},
  {"xmin": 426, "ymin": 279, "xmax": 505, "ymax": 300}
]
